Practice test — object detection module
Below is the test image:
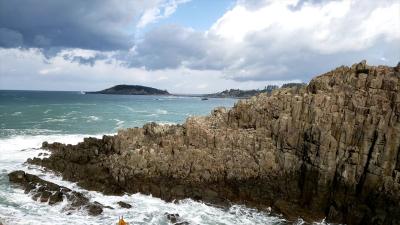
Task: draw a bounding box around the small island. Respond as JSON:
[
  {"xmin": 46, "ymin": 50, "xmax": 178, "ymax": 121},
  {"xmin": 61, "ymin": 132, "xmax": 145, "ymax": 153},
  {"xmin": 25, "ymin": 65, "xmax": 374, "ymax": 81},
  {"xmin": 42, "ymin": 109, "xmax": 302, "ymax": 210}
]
[{"xmin": 85, "ymin": 85, "xmax": 170, "ymax": 95}]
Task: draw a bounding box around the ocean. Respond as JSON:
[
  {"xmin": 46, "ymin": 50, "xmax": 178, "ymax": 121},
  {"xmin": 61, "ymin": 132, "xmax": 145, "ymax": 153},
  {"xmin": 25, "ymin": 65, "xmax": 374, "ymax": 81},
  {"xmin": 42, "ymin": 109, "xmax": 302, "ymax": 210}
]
[{"xmin": 0, "ymin": 90, "xmax": 324, "ymax": 225}]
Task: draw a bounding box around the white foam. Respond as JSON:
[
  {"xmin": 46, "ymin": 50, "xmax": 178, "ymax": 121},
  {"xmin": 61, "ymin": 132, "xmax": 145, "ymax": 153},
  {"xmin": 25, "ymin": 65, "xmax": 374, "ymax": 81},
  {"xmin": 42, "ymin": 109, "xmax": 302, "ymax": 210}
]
[
  {"xmin": 86, "ymin": 116, "xmax": 100, "ymax": 122},
  {"xmin": 0, "ymin": 134, "xmax": 333, "ymax": 225},
  {"xmin": 111, "ymin": 119, "xmax": 125, "ymax": 129},
  {"xmin": 156, "ymin": 109, "xmax": 168, "ymax": 115},
  {"xmin": 115, "ymin": 105, "xmax": 147, "ymax": 113},
  {"xmin": 11, "ymin": 112, "xmax": 22, "ymax": 116},
  {"xmin": 43, "ymin": 118, "xmax": 67, "ymax": 123},
  {"xmin": 0, "ymin": 134, "xmax": 96, "ymax": 171}
]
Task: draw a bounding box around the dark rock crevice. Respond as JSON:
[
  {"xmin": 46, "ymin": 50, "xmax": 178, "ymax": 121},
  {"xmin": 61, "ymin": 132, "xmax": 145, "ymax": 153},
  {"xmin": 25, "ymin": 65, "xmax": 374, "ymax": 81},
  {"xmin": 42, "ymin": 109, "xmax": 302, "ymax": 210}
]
[{"xmin": 356, "ymin": 130, "xmax": 378, "ymax": 195}]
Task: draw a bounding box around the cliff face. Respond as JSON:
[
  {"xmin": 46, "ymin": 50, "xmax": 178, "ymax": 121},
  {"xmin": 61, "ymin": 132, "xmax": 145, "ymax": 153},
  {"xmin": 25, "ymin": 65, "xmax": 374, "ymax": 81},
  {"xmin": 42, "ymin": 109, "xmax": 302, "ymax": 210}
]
[{"xmin": 29, "ymin": 61, "xmax": 400, "ymax": 224}]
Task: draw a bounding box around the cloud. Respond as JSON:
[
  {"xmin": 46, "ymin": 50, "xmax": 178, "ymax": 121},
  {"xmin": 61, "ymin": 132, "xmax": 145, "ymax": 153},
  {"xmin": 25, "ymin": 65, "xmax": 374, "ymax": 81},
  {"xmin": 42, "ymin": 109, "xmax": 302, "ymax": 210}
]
[
  {"xmin": 0, "ymin": 0, "xmax": 399, "ymax": 90},
  {"xmin": 0, "ymin": 0, "xmax": 187, "ymax": 51},
  {"xmin": 0, "ymin": 28, "xmax": 23, "ymax": 47},
  {"xmin": 123, "ymin": 25, "xmax": 208, "ymax": 70},
  {"xmin": 0, "ymin": 48, "xmax": 294, "ymax": 93},
  {"xmin": 137, "ymin": 0, "xmax": 191, "ymax": 28},
  {"xmin": 39, "ymin": 67, "xmax": 61, "ymax": 75},
  {"xmin": 123, "ymin": 0, "xmax": 399, "ymax": 81}
]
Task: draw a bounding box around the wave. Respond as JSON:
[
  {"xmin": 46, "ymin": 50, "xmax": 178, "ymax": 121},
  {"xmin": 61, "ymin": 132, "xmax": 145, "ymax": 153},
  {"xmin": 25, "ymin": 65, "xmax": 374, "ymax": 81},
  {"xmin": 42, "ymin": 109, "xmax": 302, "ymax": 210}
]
[
  {"xmin": 0, "ymin": 133, "xmax": 331, "ymax": 225},
  {"xmin": 86, "ymin": 115, "xmax": 100, "ymax": 122},
  {"xmin": 11, "ymin": 112, "xmax": 22, "ymax": 116},
  {"xmin": 0, "ymin": 128, "xmax": 62, "ymax": 137},
  {"xmin": 65, "ymin": 111, "xmax": 78, "ymax": 116},
  {"xmin": 115, "ymin": 105, "xmax": 148, "ymax": 113},
  {"xmin": 156, "ymin": 109, "xmax": 168, "ymax": 115},
  {"xmin": 43, "ymin": 118, "xmax": 67, "ymax": 123},
  {"xmin": 111, "ymin": 119, "xmax": 125, "ymax": 130}
]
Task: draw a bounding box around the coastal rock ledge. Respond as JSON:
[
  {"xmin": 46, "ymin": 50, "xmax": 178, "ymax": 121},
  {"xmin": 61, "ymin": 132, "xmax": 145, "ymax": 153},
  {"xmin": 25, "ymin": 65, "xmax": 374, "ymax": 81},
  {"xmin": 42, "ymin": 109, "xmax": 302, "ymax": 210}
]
[{"xmin": 28, "ymin": 61, "xmax": 399, "ymax": 224}]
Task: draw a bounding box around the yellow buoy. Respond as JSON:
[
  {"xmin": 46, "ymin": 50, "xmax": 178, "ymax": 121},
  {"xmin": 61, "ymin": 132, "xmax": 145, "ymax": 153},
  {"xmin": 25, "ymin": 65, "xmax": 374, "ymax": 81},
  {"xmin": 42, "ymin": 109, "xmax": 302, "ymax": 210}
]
[{"xmin": 117, "ymin": 216, "xmax": 129, "ymax": 225}]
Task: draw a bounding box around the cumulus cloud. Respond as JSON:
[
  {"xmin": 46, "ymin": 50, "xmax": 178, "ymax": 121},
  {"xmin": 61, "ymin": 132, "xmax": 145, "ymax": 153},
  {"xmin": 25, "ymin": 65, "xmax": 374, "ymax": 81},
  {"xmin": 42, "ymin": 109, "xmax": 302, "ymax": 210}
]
[
  {"xmin": 123, "ymin": 25, "xmax": 208, "ymax": 69},
  {"xmin": 0, "ymin": 0, "xmax": 399, "ymax": 91},
  {"xmin": 126, "ymin": 0, "xmax": 399, "ymax": 81},
  {"xmin": 0, "ymin": 48, "xmax": 292, "ymax": 93}
]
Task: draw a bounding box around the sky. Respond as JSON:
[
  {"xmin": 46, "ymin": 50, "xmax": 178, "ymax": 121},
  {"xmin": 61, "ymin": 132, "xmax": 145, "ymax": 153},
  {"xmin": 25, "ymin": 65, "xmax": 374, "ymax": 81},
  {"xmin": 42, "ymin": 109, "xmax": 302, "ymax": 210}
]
[{"xmin": 0, "ymin": 0, "xmax": 399, "ymax": 94}]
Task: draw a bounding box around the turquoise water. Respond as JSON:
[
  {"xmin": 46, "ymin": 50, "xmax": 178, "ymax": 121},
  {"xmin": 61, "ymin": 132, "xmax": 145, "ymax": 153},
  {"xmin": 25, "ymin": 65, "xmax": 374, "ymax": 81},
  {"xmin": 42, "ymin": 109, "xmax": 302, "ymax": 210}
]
[
  {"xmin": 0, "ymin": 90, "xmax": 236, "ymax": 137},
  {"xmin": 0, "ymin": 91, "xmax": 326, "ymax": 225}
]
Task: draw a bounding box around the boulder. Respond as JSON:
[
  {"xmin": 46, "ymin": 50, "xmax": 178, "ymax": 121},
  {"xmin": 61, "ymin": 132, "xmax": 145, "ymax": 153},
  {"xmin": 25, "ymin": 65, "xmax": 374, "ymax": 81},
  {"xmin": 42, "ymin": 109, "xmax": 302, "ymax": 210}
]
[{"xmin": 117, "ymin": 201, "xmax": 132, "ymax": 209}]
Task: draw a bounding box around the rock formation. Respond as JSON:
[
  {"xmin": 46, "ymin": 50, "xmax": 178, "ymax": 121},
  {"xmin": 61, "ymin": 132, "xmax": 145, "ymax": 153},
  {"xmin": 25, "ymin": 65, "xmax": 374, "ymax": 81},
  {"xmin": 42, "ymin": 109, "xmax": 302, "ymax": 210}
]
[
  {"xmin": 27, "ymin": 61, "xmax": 400, "ymax": 224},
  {"xmin": 8, "ymin": 170, "xmax": 110, "ymax": 216}
]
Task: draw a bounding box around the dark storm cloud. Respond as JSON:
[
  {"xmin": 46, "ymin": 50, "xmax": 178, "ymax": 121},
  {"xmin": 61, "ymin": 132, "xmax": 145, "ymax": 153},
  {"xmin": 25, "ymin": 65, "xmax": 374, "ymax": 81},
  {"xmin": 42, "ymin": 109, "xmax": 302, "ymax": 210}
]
[{"xmin": 0, "ymin": 0, "xmax": 146, "ymax": 51}]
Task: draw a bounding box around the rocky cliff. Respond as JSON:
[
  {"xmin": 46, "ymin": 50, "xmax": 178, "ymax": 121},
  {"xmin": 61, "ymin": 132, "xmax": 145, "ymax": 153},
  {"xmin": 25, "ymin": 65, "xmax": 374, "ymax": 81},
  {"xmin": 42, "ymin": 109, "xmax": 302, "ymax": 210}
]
[{"xmin": 27, "ymin": 61, "xmax": 400, "ymax": 224}]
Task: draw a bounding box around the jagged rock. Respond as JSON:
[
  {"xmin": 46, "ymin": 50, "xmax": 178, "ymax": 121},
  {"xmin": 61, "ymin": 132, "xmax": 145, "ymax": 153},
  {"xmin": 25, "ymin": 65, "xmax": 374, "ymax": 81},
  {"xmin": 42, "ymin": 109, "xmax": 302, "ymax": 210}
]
[
  {"xmin": 164, "ymin": 213, "xmax": 190, "ymax": 225},
  {"xmin": 8, "ymin": 171, "xmax": 109, "ymax": 216},
  {"xmin": 165, "ymin": 213, "xmax": 180, "ymax": 223},
  {"xmin": 355, "ymin": 59, "xmax": 370, "ymax": 74},
  {"xmin": 117, "ymin": 201, "xmax": 132, "ymax": 209},
  {"xmin": 85, "ymin": 202, "xmax": 103, "ymax": 216},
  {"xmin": 30, "ymin": 61, "xmax": 400, "ymax": 224}
]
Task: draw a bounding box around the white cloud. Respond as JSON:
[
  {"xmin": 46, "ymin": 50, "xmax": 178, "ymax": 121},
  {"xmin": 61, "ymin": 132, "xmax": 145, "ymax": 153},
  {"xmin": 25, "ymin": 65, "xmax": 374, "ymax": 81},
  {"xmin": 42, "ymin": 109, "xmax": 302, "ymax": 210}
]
[
  {"xmin": 39, "ymin": 67, "xmax": 61, "ymax": 75},
  {"xmin": 1, "ymin": 0, "xmax": 399, "ymax": 92},
  {"xmin": 137, "ymin": 0, "xmax": 190, "ymax": 28},
  {"xmin": 120, "ymin": 0, "xmax": 399, "ymax": 82},
  {"xmin": 196, "ymin": 84, "xmax": 208, "ymax": 89},
  {"xmin": 209, "ymin": 0, "xmax": 399, "ymax": 54},
  {"xmin": 0, "ymin": 48, "xmax": 296, "ymax": 93}
]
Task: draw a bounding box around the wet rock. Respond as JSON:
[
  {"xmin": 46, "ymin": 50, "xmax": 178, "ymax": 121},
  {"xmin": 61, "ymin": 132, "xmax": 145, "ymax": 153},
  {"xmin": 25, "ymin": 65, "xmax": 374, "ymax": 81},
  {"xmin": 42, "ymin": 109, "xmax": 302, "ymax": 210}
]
[
  {"xmin": 30, "ymin": 61, "xmax": 400, "ymax": 224},
  {"xmin": 8, "ymin": 171, "xmax": 107, "ymax": 216},
  {"xmin": 49, "ymin": 191, "xmax": 63, "ymax": 205},
  {"xmin": 175, "ymin": 222, "xmax": 189, "ymax": 225},
  {"xmin": 85, "ymin": 202, "xmax": 103, "ymax": 216},
  {"xmin": 165, "ymin": 213, "xmax": 180, "ymax": 223},
  {"xmin": 117, "ymin": 201, "xmax": 132, "ymax": 209}
]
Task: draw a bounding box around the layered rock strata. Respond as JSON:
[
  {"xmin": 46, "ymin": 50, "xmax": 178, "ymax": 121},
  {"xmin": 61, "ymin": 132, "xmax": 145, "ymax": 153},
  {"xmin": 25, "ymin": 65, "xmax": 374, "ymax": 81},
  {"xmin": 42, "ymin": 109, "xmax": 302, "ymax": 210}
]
[{"xmin": 28, "ymin": 61, "xmax": 400, "ymax": 224}]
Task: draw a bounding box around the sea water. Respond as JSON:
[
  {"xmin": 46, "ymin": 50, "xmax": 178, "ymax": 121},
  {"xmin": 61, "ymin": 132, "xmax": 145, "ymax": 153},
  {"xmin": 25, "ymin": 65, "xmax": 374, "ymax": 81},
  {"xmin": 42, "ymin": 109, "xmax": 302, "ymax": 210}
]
[{"xmin": 0, "ymin": 90, "xmax": 328, "ymax": 225}]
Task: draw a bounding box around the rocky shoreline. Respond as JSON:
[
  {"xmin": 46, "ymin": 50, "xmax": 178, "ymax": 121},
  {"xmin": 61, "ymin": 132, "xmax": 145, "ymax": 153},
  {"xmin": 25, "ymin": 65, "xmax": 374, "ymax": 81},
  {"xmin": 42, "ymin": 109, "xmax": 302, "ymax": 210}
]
[
  {"xmin": 16, "ymin": 61, "xmax": 400, "ymax": 224},
  {"xmin": 8, "ymin": 170, "xmax": 110, "ymax": 216}
]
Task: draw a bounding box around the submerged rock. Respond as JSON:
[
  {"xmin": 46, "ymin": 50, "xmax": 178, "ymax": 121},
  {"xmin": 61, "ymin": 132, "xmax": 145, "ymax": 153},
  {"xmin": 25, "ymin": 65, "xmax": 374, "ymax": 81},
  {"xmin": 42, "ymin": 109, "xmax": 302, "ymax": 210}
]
[
  {"xmin": 164, "ymin": 213, "xmax": 189, "ymax": 225},
  {"xmin": 85, "ymin": 202, "xmax": 103, "ymax": 216},
  {"xmin": 165, "ymin": 213, "xmax": 180, "ymax": 223},
  {"xmin": 30, "ymin": 61, "xmax": 400, "ymax": 224},
  {"xmin": 117, "ymin": 201, "xmax": 132, "ymax": 209}
]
